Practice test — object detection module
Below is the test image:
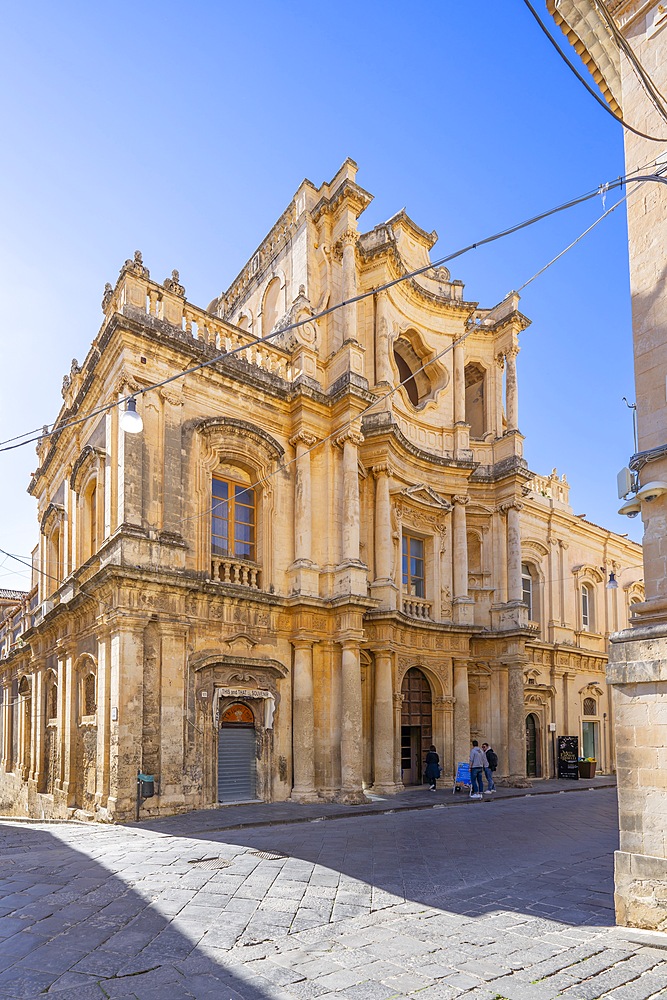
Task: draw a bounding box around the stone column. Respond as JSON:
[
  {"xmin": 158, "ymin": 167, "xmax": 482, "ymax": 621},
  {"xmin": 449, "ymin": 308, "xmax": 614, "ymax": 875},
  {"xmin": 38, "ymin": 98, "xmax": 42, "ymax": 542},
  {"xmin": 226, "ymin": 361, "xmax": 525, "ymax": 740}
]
[
  {"xmin": 453, "ymin": 336, "xmax": 466, "ymax": 425},
  {"xmin": 107, "ymin": 620, "xmax": 145, "ymax": 820},
  {"xmin": 32, "ymin": 668, "xmax": 44, "ymax": 788},
  {"xmin": 453, "ymin": 659, "xmax": 471, "ymax": 766},
  {"xmin": 339, "ymin": 229, "xmax": 358, "ymax": 344},
  {"xmin": 291, "ymin": 640, "xmax": 318, "ymax": 802},
  {"xmin": 1, "ymin": 682, "xmax": 11, "ymax": 770},
  {"xmin": 452, "ymin": 496, "xmax": 473, "ymax": 624},
  {"xmin": 96, "ymin": 629, "xmax": 111, "ymax": 808},
  {"xmin": 371, "ymin": 464, "xmax": 397, "ymax": 609},
  {"xmin": 373, "ymin": 652, "xmax": 397, "ymax": 793},
  {"xmin": 507, "ymin": 660, "xmax": 529, "ymax": 784},
  {"xmin": 505, "ymin": 345, "xmax": 519, "ymax": 432},
  {"xmin": 159, "ymin": 623, "xmax": 188, "ymax": 807},
  {"xmin": 337, "ymin": 640, "xmax": 366, "ymax": 803},
  {"xmin": 160, "ymin": 388, "xmax": 184, "ymax": 535},
  {"xmin": 505, "ymin": 501, "xmax": 524, "ymax": 604},
  {"xmin": 494, "ymin": 352, "xmax": 506, "ymax": 434},
  {"xmin": 492, "ymin": 507, "xmax": 507, "ymax": 605},
  {"xmin": 61, "ymin": 653, "xmax": 76, "ymax": 806},
  {"xmin": 393, "ymin": 691, "xmax": 404, "ymax": 786},
  {"xmin": 375, "ymin": 290, "xmax": 392, "ymax": 385},
  {"xmin": 335, "ymin": 429, "xmax": 366, "ymax": 596},
  {"xmin": 341, "ymin": 432, "xmax": 362, "ymax": 563},
  {"xmin": 292, "ymin": 434, "xmax": 315, "ymax": 564}
]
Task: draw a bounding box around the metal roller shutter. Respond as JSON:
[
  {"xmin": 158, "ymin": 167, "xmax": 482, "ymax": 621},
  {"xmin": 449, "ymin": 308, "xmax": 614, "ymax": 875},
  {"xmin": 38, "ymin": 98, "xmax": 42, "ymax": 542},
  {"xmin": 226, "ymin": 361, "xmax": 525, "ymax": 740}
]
[{"xmin": 218, "ymin": 726, "xmax": 257, "ymax": 802}]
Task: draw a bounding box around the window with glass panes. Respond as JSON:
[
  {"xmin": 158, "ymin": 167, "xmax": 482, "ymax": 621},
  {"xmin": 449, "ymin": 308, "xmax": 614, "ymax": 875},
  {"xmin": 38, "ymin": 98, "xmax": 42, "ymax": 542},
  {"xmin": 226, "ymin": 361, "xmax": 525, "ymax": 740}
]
[
  {"xmin": 581, "ymin": 584, "xmax": 590, "ymax": 630},
  {"xmin": 402, "ymin": 534, "xmax": 425, "ymax": 597},
  {"xmin": 211, "ymin": 477, "xmax": 256, "ymax": 560},
  {"xmin": 521, "ymin": 563, "xmax": 533, "ymax": 620}
]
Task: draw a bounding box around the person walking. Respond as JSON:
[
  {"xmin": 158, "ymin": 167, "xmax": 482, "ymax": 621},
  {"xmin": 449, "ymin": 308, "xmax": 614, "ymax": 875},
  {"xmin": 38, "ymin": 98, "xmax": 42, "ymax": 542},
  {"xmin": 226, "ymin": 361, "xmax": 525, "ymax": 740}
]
[
  {"xmin": 481, "ymin": 742, "xmax": 497, "ymax": 793},
  {"xmin": 424, "ymin": 745, "xmax": 440, "ymax": 791},
  {"xmin": 469, "ymin": 740, "xmax": 486, "ymax": 799}
]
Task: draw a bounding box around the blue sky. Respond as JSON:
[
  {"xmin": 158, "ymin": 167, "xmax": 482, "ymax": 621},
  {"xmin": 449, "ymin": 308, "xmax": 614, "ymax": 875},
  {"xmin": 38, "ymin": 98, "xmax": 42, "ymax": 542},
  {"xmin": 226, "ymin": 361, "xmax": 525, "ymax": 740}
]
[{"xmin": 0, "ymin": 1, "xmax": 641, "ymax": 589}]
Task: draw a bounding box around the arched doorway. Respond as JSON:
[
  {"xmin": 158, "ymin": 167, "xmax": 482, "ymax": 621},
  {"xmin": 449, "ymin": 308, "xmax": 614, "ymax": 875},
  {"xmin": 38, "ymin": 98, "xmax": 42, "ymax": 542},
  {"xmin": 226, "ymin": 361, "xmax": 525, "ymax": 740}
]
[
  {"xmin": 218, "ymin": 702, "xmax": 257, "ymax": 802},
  {"xmin": 401, "ymin": 668, "xmax": 433, "ymax": 785},
  {"xmin": 526, "ymin": 713, "xmax": 540, "ymax": 778}
]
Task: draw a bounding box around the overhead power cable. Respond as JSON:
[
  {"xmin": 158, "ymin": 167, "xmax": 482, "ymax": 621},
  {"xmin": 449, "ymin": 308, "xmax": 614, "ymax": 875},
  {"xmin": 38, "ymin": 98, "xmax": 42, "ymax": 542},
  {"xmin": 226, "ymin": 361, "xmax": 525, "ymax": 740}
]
[
  {"xmin": 521, "ymin": 0, "xmax": 667, "ymax": 142},
  {"xmin": 1, "ymin": 166, "xmax": 666, "ymax": 457}
]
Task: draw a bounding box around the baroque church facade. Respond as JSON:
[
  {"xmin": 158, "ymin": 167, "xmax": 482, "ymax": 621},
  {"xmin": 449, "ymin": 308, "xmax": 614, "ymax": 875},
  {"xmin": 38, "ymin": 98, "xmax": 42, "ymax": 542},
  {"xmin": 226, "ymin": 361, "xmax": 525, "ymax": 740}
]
[{"xmin": 0, "ymin": 161, "xmax": 643, "ymax": 820}]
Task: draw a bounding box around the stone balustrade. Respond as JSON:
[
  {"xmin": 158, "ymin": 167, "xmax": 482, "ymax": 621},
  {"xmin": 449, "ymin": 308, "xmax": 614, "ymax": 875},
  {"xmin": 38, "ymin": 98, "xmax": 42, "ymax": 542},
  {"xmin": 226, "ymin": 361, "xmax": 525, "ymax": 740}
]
[
  {"xmin": 113, "ymin": 268, "xmax": 294, "ymax": 384},
  {"xmin": 210, "ymin": 557, "xmax": 261, "ymax": 589},
  {"xmin": 402, "ymin": 597, "xmax": 432, "ymax": 620}
]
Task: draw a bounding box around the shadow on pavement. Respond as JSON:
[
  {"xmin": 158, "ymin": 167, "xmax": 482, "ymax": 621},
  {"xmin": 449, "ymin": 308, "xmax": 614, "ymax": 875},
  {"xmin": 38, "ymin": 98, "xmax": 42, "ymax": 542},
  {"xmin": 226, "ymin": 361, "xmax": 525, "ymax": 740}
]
[
  {"xmin": 138, "ymin": 788, "xmax": 620, "ymax": 933},
  {"xmin": 0, "ymin": 824, "xmax": 272, "ymax": 999}
]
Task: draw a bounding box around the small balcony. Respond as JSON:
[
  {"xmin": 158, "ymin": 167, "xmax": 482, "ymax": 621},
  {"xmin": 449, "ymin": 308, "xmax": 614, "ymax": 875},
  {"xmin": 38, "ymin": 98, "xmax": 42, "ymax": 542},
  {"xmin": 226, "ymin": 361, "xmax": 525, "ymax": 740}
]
[
  {"xmin": 402, "ymin": 597, "xmax": 432, "ymax": 620},
  {"xmin": 210, "ymin": 557, "xmax": 261, "ymax": 589}
]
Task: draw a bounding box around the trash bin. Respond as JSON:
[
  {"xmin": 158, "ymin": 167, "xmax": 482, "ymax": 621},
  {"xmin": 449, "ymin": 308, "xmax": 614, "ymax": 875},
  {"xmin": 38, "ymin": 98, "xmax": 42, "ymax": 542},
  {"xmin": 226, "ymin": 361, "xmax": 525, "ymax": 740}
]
[{"xmin": 138, "ymin": 772, "xmax": 155, "ymax": 797}]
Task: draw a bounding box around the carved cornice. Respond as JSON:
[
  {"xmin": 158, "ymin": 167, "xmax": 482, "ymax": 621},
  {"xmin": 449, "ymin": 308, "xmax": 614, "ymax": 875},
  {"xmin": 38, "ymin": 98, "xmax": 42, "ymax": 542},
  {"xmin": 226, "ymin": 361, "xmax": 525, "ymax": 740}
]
[{"xmin": 70, "ymin": 446, "xmax": 105, "ymax": 494}]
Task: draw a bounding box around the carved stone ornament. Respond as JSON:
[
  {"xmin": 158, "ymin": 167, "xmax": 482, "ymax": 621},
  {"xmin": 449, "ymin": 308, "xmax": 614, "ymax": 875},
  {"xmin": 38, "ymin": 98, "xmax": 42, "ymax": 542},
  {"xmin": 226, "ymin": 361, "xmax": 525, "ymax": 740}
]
[
  {"xmin": 334, "ymin": 428, "xmax": 364, "ymax": 449},
  {"xmin": 498, "ymin": 500, "xmax": 524, "ymax": 514},
  {"xmin": 102, "ymin": 283, "xmax": 114, "ymax": 311},
  {"xmin": 395, "ymin": 483, "xmax": 452, "ymax": 512},
  {"xmin": 163, "ymin": 269, "xmax": 185, "ymax": 297},
  {"xmin": 452, "ymin": 494, "xmax": 470, "ymax": 506},
  {"xmin": 121, "ymin": 250, "xmax": 150, "ymax": 279}
]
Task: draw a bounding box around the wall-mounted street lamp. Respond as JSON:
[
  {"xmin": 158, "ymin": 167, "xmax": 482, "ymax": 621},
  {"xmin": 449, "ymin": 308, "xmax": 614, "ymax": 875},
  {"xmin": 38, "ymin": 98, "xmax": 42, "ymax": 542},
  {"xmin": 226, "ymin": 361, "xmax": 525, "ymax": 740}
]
[{"xmin": 119, "ymin": 397, "xmax": 143, "ymax": 435}]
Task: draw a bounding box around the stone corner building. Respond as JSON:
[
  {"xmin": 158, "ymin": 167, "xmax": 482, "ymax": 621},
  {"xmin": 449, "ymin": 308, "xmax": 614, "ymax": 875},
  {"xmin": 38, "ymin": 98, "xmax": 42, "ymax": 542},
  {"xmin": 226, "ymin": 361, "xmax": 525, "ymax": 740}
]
[
  {"xmin": 0, "ymin": 161, "xmax": 642, "ymax": 823},
  {"xmin": 547, "ymin": 0, "xmax": 667, "ymax": 932}
]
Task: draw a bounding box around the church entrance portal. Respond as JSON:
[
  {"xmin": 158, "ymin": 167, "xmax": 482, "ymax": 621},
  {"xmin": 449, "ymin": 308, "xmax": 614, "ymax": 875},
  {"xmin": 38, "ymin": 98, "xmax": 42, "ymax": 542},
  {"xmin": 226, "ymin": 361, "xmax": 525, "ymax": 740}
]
[
  {"xmin": 218, "ymin": 703, "xmax": 257, "ymax": 802},
  {"xmin": 400, "ymin": 668, "xmax": 433, "ymax": 785}
]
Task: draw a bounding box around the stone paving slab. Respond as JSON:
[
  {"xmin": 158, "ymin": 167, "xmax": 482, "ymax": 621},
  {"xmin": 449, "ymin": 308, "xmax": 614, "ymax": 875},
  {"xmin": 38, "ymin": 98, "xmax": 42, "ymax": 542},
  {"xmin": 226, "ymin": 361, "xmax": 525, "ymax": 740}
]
[{"xmin": 0, "ymin": 788, "xmax": 665, "ymax": 998}]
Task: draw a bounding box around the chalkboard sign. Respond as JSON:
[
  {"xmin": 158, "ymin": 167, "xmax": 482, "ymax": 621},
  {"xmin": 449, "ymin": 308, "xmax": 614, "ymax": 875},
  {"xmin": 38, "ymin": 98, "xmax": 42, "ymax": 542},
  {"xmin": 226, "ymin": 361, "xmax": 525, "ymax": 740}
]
[
  {"xmin": 557, "ymin": 736, "xmax": 579, "ymax": 780},
  {"xmin": 453, "ymin": 761, "xmax": 471, "ymax": 792}
]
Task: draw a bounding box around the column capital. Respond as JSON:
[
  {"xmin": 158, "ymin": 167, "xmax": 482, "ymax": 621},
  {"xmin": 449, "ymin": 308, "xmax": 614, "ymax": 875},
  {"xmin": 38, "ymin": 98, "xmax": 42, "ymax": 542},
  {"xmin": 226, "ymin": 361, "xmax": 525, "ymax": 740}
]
[
  {"xmin": 336, "ymin": 227, "xmax": 359, "ymax": 250},
  {"xmin": 372, "ymin": 462, "xmax": 393, "ymax": 479},
  {"xmin": 291, "ymin": 638, "xmax": 314, "ymax": 651},
  {"xmin": 499, "ymin": 500, "xmax": 524, "ymax": 515},
  {"xmin": 452, "ymin": 494, "xmax": 470, "ymax": 506},
  {"xmin": 290, "ymin": 431, "xmax": 317, "ymax": 449},
  {"xmin": 495, "ymin": 352, "xmax": 506, "ymax": 369},
  {"xmin": 505, "ymin": 345, "xmax": 520, "ymax": 361},
  {"xmin": 334, "ymin": 428, "xmax": 364, "ymax": 449}
]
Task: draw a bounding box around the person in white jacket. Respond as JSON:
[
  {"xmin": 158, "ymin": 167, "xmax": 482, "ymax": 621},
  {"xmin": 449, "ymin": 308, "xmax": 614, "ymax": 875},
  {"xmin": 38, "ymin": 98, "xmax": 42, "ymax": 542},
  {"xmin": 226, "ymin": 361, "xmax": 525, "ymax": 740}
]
[{"xmin": 469, "ymin": 741, "xmax": 487, "ymax": 799}]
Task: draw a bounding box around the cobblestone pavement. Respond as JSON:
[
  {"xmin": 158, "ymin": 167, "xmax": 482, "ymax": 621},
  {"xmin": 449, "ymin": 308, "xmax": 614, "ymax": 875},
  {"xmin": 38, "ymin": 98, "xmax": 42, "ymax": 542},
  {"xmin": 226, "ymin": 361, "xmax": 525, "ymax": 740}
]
[{"xmin": 0, "ymin": 788, "xmax": 665, "ymax": 999}]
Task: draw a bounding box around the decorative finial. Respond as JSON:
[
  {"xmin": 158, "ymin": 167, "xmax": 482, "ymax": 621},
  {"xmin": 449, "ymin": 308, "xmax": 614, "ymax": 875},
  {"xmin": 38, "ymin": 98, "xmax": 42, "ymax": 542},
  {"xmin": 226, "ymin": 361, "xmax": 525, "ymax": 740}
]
[
  {"xmin": 102, "ymin": 283, "xmax": 113, "ymax": 311},
  {"xmin": 163, "ymin": 269, "xmax": 185, "ymax": 297}
]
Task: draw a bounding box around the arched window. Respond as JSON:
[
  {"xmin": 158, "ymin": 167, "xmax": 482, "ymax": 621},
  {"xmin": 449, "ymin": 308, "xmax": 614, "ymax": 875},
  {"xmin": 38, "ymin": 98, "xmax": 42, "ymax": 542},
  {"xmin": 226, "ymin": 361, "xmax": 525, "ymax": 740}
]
[
  {"xmin": 581, "ymin": 584, "xmax": 592, "ymax": 631},
  {"xmin": 81, "ymin": 480, "xmax": 98, "ymax": 562},
  {"xmin": 237, "ymin": 313, "xmax": 250, "ymax": 332},
  {"xmin": 464, "ymin": 363, "xmax": 486, "ymax": 438},
  {"xmin": 49, "ymin": 525, "xmax": 62, "ymax": 589},
  {"xmin": 46, "ymin": 673, "xmax": 58, "ymax": 722},
  {"xmin": 393, "ymin": 337, "xmax": 431, "ymax": 407},
  {"xmin": 467, "ymin": 533, "xmax": 482, "ymax": 575},
  {"xmin": 262, "ymin": 277, "xmax": 282, "ymax": 337},
  {"xmin": 84, "ymin": 672, "xmax": 96, "ymax": 716},
  {"xmin": 583, "ymin": 697, "xmax": 597, "ymax": 716},
  {"xmin": 521, "ymin": 563, "xmax": 533, "ymax": 620}
]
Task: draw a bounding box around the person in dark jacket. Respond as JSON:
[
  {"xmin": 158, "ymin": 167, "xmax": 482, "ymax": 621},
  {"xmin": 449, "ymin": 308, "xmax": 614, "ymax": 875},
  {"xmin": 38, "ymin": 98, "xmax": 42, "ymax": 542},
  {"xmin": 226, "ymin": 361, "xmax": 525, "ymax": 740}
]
[
  {"xmin": 481, "ymin": 742, "xmax": 497, "ymax": 793},
  {"xmin": 424, "ymin": 745, "xmax": 440, "ymax": 791}
]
